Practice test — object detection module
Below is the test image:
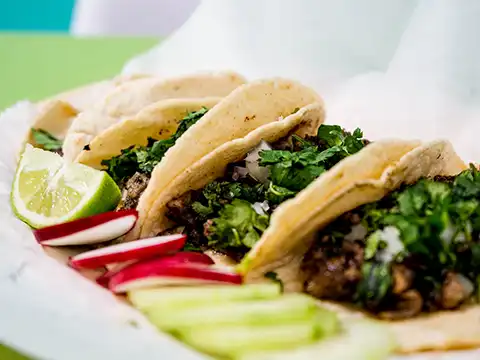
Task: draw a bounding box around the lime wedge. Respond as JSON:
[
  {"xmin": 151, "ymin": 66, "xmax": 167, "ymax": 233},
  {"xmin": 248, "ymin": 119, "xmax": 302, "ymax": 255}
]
[{"xmin": 12, "ymin": 145, "xmax": 121, "ymax": 228}]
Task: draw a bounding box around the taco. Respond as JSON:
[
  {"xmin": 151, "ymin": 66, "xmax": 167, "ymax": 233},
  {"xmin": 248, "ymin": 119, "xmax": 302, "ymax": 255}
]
[
  {"xmin": 131, "ymin": 92, "xmax": 454, "ymax": 272},
  {"xmin": 75, "ymin": 97, "xmax": 222, "ymax": 169},
  {"xmin": 67, "ymin": 78, "xmax": 320, "ymax": 238},
  {"xmin": 237, "ymin": 138, "xmax": 472, "ymax": 353},
  {"xmin": 63, "ymin": 71, "xmax": 247, "ymax": 161},
  {"xmin": 25, "ymin": 75, "xmax": 153, "ymax": 155}
]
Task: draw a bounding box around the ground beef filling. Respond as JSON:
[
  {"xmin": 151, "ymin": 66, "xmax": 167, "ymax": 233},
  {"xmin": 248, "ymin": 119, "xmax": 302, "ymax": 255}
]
[{"xmin": 301, "ymin": 211, "xmax": 474, "ymax": 320}]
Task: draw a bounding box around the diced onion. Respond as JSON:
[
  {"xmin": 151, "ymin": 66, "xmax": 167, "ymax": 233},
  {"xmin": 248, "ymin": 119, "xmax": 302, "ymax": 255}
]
[
  {"xmin": 456, "ymin": 273, "xmax": 474, "ymax": 298},
  {"xmin": 232, "ymin": 166, "xmax": 248, "ymax": 180},
  {"xmin": 344, "ymin": 224, "xmax": 367, "ymax": 241},
  {"xmin": 245, "ymin": 140, "xmax": 272, "ymax": 184},
  {"xmin": 252, "ymin": 201, "xmax": 270, "ymax": 216},
  {"xmin": 377, "ymin": 226, "xmax": 404, "ymax": 263}
]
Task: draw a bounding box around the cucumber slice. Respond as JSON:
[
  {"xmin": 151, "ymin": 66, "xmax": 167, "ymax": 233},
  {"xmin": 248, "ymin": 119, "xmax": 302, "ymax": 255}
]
[
  {"xmin": 238, "ymin": 320, "xmax": 395, "ymax": 360},
  {"xmin": 146, "ymin": 294, "xmax": 322, "ymax": 331},
  {"xmin": 179, "ymin": 319, "xmax": 324, "ymax": 357},
  {"xmin": 129, "ymin": 283, "xmax": 281, "ymax": 311}
]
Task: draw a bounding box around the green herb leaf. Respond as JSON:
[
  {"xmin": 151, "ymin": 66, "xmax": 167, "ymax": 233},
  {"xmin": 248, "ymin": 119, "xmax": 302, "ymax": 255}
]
[
  {"xmin": 258, "ymin": 125, "xmax": 365, "ymax": 194},
  {"xmin": 31, "ymin": 128, "xmax": 63, "ymax": 152},
  {"xmin": 102, "ymin": 108, "xmax": 208, "ymax": 183},
  {"xmin": 264, "ymin": 271, "xmax": 284, "ymax": 292},
  {"xmin": 208, "ymin": 199, "xmax": 269, "ymax": 249},
  {"xmin": 356, "ymin": 262, "xmax": 392, "ymax": 309},
  {"xmin": 265, "ymin": 182, "xmax": 297, "ymax": 204}
]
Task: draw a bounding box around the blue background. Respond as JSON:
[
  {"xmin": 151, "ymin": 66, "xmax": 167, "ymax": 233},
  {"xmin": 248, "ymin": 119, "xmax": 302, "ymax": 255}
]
[{"xmin": 0, "ymin": 0, "xmax": 75, "ymax": 31}]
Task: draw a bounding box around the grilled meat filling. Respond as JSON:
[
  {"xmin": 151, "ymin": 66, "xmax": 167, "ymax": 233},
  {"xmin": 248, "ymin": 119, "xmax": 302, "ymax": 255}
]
[
  {"xmin": 164, "ymin": 126, "xmax": 368, "ymax": 261},
  {"xmin": 116, "ymin": 172, "xmax": 150, "ymax": 211},
  {"xmin": 302, "ymin": 165, "xmax": 480, "ymax": 320}
]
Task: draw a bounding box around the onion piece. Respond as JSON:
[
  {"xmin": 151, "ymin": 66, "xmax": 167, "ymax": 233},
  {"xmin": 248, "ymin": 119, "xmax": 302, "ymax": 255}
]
[
  {"xmin": 252, "ymin": 201, "xmax": 270, "ymax": 216},
  {"xmin": 456, "ymin": 273, "xmax": 474, "ymax": 298},
  {"xmin": 377, "ymin": 226, "xmax": 404, "ymax": 263},
  {"xmin": 232, "ymin": 166, "xmax": 248, "ymax": 181},
  {"xmin": 245, "ymin": 140, "xmax": 272, "ymax": 184}
]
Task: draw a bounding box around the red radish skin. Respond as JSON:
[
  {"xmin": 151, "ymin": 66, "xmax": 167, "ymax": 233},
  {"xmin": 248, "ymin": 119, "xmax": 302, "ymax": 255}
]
[
  {"xmin": 109, "ymin": 262, "xmax": 242, "ymax": 293},
  {"xmin": 34, "ymin": 210, "xmax": 138, "ymax": 246},
  {"xmin": 69, "ymin": 234, "xmax": 187, "ymax": 269},
  {"xmin": 95, "ymin": 252, "xmax": 214, "ymax": 288}
]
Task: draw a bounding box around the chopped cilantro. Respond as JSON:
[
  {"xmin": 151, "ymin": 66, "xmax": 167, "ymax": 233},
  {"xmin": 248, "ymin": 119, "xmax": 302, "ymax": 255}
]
[
  {"xmin": 192, "ymin": 181, "xmax": 266, "ymax": 218},
  {"xmin": 208, "ymin": 199, "xmax": 269, "ymax": 249},
  {"xmin": 102, "ymin": 108, "xmax": 208, "ymax": 184},
  {"xmin": 31, "ymin": 128, "xmax": 63, "ymax": 152},
  {"xmin": 352, "ymin": 165, "xmax": 480, "ymax": 307},
  {"xmin": 265, "ymin": 271, "xmax": 284, "ymax": 291},
  {"xmin": 355, "ymin": 261, "xmax": 392, "ymax": 309},
  {"xmin": 259, "ymin": 124, "xmax": 365, "ymax": 193}
]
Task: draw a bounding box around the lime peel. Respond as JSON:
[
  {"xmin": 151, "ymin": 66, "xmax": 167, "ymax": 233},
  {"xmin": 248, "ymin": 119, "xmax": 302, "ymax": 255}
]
[{"xmin": 12, "ymin": 145, "xmax": 121, "ymax": 228}]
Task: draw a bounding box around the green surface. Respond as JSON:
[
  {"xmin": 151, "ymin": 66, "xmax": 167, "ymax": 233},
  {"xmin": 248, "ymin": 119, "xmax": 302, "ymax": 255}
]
[
  {"xmin": 0, "ymin": 34, "xmax": 159, "ymax": 110},
  {"xmin": 0, "ymin": 344, "xmax": 33, "ymax": 360}
]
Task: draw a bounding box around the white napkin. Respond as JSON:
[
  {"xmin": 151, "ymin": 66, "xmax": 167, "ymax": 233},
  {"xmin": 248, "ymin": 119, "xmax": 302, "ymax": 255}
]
[{"xmin": 124, "ymin": 0, "xmax": 480, "ymax": 163}]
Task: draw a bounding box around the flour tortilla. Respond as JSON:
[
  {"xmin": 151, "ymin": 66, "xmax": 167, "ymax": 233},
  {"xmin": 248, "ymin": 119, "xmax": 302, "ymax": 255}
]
[
  {"xmin": 63, "ymin": 71, "xmax": 247, "ymax": 161},
  {"xmin": 75, "ymin": 97, "xmax": 222, "ymax": 169},
  {"xmin": 238, "ymin": 138, "xmax": 469, "ymax": 353},
  {"xmin": 125, "ymin": 96, "xmax": 325, "ymax": 242}
]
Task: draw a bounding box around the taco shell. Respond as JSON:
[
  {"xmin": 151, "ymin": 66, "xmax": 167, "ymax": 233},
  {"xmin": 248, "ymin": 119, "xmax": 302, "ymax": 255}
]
[
  {"xmin": 129, "ymin": 94, "xmax": 325, "ymax": 241},
  {"xmin": 75, "ymin": 97, "xmax": 222, "ymax": 169},
  {"xmin": 239, "ymin": 138, "xmax": 468, "ymax": 353},
  {"xmin": 63, "ymin": 71, "xmax": 247, "ymax": 161},
  {"xmin": 26, "ymin": 100, "xmax": 78, "ymax": 146}
]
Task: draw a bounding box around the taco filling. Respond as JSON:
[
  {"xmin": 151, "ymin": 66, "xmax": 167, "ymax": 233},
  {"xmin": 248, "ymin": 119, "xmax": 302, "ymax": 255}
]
[
  {"xmin": 31, "ymin": 128, "xmax": 63, "ymax": 155},
  {"xmin": 100, "ymin": 108, "xmax": 209, "ymax": 210},
  {"xmin": 302, "ymin": 165, "xmax": 480, "ymax": 320},
  {"xmin": 164, "ymin": 124, "xmax": 369, "ymax": 261}
]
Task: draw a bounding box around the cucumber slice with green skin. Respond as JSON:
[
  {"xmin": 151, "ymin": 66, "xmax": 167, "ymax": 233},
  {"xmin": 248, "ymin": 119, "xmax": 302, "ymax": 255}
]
[
  {"xmin": 128, "ymin": 283, "xmax": 282, "ymax": 311},
  {"xmin": 179, "ymin": 319, "xmax": 327, "ymax": 358},
  {"xmin": 238, "ymin": 320, "xmax": 395, "ymax": 360},
  {"xmin": 146, "ymin": 294, "xmax": 324, "ymax": 331}
]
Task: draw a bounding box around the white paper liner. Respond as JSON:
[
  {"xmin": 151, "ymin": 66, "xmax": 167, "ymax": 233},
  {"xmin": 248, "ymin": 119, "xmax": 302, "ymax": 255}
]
[
  {"xmin": 0, "ymin": 103, "xmax": 204, "ymax": 360},
  {"xmin": 124, "ymin": 0, "xmax": 480, "ymax": 164}
]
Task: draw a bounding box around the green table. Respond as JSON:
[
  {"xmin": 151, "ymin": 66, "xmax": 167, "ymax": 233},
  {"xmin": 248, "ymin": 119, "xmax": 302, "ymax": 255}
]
[{"xmin": 0, "ymin": 34, "xmax": 158, "ymax": 110}]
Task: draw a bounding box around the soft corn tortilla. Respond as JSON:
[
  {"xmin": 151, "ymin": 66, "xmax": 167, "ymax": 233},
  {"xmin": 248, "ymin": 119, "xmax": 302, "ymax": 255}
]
[
  {"xmin": 75, "ymin": 97, "xmax": 222, "ymax": 169},
  {"xmin": 26, "ymin": 100, "xmax": 78, "ymax": 146},
  {"xmin": 63, "ymin": 71, "xmax": 247, "ymax": 161},
  {"xmin": 122, "ymin": 78, "xmax": 323, "ymax": 241},
  {"xmin": 239, "ymin": 138, "xmax": 470, "ymax": 353},
  {"xmin": 26, "ymin": 75, "xmax": 149, "ymax": 149},
  {"xmin": 136, "ymin": 102, "xmax": 324, "ymax": 240}
]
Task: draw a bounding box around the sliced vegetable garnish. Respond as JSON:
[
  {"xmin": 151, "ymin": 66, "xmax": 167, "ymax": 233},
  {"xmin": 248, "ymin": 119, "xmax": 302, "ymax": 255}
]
[
  {"xmin": 96, "ymin": 251, "xmax": 214, "ymax": 288},
  {"xmin": 146, "ymin": 294, "xmax": 322, "ymax": 331},
  {"xmin": 128, "ymin": 283, "xmax": 282, "ymax": 311},
  {"xmin": 33, "ymin": 210, "xmax": 138, "ymax": 246},
  {"xmin": 12, "ymin": 145, "xmax": 121, "ymax": 228},
  {"xmin": 109, "ymin": 262, "xmax": 242, "ymax": 293},
  {"xmin": 238, "ymin": 320, "xmax": 394, "ymax": 360},
  {"xmin": 69, "ymin": 234, "xmax": 186, "ymax": 269}
]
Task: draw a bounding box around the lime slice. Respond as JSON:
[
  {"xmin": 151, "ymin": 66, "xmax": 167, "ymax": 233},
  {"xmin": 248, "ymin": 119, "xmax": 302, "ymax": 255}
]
[{"xmin": 12, "ymin": 145, "xmax": 121, "ymax": 228}]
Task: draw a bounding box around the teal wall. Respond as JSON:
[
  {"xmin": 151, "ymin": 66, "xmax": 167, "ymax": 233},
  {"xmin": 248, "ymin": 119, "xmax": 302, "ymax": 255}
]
[{"xmin": 0, "ymin": 0, "xmax": 75, "ymax": 31}]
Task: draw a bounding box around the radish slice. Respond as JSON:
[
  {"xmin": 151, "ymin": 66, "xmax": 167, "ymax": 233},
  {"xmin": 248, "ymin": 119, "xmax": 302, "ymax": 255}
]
[
  {"xmin": 95, "ymin": 252, "xmax": 214, "ymax": 288},
  {"xmin": 109, "ymin": 262, "xmax": 242, "ymax": 293},
  {"xmin": 69, "ymin": 234, "xmax": 187, "ymax": 269},
  {"xmin": 33, "ymin": 210, "xmax": 138, "ymax": 246}
]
